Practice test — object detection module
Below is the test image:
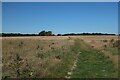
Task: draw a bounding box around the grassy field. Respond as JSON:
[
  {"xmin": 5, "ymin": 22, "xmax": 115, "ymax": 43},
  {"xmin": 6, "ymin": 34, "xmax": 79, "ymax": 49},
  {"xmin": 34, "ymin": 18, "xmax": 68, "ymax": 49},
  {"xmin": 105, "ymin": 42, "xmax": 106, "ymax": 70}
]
[
  {"xmin": 71, "ymin": 39, "xmax": 118, "ymax": 78},
  {"xmin": 2, "ymin": 36, "xmax": 119, "ymax": 78}
]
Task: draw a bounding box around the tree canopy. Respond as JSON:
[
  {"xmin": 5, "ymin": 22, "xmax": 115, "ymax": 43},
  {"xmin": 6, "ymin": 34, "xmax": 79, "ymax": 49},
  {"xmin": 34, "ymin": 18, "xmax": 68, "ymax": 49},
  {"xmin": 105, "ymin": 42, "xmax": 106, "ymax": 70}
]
[
  {"xmin": 39, "ymin": 30, "xmax": 53, "ymax": 36},
  {"xmin": 1, "ymin": 30, "xmax": 117, "ymax": 37}
]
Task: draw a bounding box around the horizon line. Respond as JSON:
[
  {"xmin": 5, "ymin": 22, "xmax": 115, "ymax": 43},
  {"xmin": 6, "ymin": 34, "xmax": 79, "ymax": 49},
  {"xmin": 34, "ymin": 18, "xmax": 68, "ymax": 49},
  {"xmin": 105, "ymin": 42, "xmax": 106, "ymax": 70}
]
[{"xmin": 0, "ymin": 31, "xmax": 120, "ymax": 34}]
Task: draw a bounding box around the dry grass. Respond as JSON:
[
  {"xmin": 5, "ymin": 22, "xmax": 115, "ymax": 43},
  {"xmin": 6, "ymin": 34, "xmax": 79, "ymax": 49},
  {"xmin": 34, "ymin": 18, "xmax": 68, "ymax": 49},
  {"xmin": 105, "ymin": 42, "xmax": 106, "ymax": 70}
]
[
  {"xmin": 2, "ymin": 36, "xmax": 118, "ymax": 78},
  {"xmin": 2, "ymin": 36, "xmax": 75, "ymax": 78}
]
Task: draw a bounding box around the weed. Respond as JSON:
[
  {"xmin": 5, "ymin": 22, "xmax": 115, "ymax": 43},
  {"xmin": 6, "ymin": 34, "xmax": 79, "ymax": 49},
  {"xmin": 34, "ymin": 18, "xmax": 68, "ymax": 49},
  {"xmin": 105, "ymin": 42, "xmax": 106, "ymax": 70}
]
[
  {"xmin": 16, "ymin": 53, "xmax": 22, "ymax": 61},
  {"xmin": 55, "ymin": 55, "xmax": 61, "ymax": 60},
  {"xmin": 61, "ymin": 46, "xmax": 64, "ymax": 50},
  {"xmin": 36, "ymin": 52, "xmax": 44, "ymax": 59},
  {"xmin": 40, "ymin": 47, "xmax": 44, "ymax": 50},
  {"xmin": 113, "ymin": 40, "xmax": 120, "ymax": 48},
  {"xmin": 36, "ymin": 45, "xmax": 40, "ymax": 50},
  {"xmin": 103, "ymin": 40, "xmax": 108, "ymax": 42},
  {"xmin": 20, "ymin": 66, "xmax": 33, "ymax": 78},
  {"xmin": 18, "ymin": 41, "xmax": 24, "ymax": 47},
  {"xmin": 15, "ymin": 53, "xmax": 22, "ymax": 77},
  {"xmin": 49, "ymin": 45, "xmax": 51, "ymax": 47},
  {"xmin": 21, "ymin": 41, "xmax": 23, "ymax": 45},
  {"xmin": 51, "ymin": 47, "xmax": 54, "ymax": 50},
  {"xmin": 52, "ymin": 42, "xmax": 55, "ymax": 45},
  {"xmin": 104, "ymin": 44, "xmax": 107, "ymax": 48},
  {"xmin": 2, "ymin": 75, "xmax": 11, "ymax": 79},
  {"xmin": 91, "ymin": 45, "xmax": 94, "ymax": 48},
  {"xmin": 67, "ymin": 37, "xmax": 72, "ymax": 40},
  {"xmin": 110, "ymin": 39, "xmax": 114, "ymax": 43},
  {"xmin": 2, "ymin": 37, "xmax": 118, "ymax": 78}
]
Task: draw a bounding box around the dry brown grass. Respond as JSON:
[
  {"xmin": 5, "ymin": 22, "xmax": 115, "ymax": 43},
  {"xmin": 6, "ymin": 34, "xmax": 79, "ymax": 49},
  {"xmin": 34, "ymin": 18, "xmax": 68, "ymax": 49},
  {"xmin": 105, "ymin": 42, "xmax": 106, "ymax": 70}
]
[
  {"xmin": 2, "ymin": 35, "xmax": 118, "ymax": 78},
  {"xmin": 2, "ymin": 36, "xmax": 75, "ymax": 78}
]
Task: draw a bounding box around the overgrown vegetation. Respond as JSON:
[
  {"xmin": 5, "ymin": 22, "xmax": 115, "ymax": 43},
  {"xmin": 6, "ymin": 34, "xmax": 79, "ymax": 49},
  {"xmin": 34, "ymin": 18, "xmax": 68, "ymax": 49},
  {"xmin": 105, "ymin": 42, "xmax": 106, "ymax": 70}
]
[
  {"xmin": 2, "ymin": 38, "xmax": 75, "ymax": 78},
  {"xmin": 101, "ymin": 39, "xmax": 119, "ymax": 55},
  {"xmin": 2, "ymin": 37, "xmax": 118, "ymax": 79}
]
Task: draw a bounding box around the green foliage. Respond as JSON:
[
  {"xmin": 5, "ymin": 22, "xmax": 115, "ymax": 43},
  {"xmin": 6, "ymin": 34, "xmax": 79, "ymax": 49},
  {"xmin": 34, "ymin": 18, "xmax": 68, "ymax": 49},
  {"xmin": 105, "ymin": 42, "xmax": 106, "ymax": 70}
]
[
  {"xmin": 39, "ymin": 30, "xmax": 53, "ymax": 36},
  {"xmin": 2, "ymin": 75, "xmax": 11, "ymax": 79},
  {"xmin": 57, "ymin": 34, "xmax": 62, "ymax": 36}
]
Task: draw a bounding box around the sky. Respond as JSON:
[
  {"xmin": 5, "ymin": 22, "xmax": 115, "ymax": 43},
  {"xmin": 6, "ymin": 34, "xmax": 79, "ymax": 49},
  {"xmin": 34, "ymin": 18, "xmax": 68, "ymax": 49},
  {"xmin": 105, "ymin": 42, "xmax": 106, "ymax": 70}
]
[
  {"xmin": 2, "ymin": 2, "xmax": 118, "ymax": 34},
  {"xmin": 2, "ymin": 0, "xmax": 120, "ymax": 2}
]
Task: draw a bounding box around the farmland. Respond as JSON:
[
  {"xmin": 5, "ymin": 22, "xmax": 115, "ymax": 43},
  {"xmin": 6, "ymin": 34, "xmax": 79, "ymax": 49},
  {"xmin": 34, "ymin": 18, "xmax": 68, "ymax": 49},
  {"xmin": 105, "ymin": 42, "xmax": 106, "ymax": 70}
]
[{"xmin": 2, "ymin": 36, "xmax": 119, "ymax": 78}]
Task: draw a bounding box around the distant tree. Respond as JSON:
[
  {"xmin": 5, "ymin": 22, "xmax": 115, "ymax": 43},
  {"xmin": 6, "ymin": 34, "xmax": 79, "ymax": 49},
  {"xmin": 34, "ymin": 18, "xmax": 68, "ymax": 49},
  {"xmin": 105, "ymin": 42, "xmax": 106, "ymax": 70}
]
[
  {"xmin": 57, "ymin": 34, "xmax": 62, "ymax": 36},
  {"xmin": 39, "ymin": 30, "xmax": 46, "ymax": 36},
  {"xmin": 46, "ymin": 31, "xmax": 52, "ymax": 36},
  {"xmin": 52, "ymin": 34, "xmax": 55, "ymax": 36},
  {"xmin": 39, "ymin": 30, "xmax": 53, "ymax": 36}
]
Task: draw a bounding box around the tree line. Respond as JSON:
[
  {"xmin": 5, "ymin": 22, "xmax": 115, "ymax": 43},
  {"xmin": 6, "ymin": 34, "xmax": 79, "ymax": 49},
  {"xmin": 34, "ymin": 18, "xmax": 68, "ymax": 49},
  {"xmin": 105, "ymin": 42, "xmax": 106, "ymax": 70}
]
[
  {"xmin": 1, "ymin": 30, "xmax": 117, "ymax": 37},
  {"xmin": 62, "ymin": 33, "xmax": 116, "ymax": 36}
]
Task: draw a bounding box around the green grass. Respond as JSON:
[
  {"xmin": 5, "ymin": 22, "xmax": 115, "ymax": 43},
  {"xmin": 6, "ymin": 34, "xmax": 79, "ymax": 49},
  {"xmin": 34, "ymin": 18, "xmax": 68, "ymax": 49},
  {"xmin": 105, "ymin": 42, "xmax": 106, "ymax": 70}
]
[
  {"xmin": 71, "ymin": 40, "xmax": 118, "ymax": 78},
  {"xmin": 39, "ymin": 47, "xmax": 76, "ymax": 78}
]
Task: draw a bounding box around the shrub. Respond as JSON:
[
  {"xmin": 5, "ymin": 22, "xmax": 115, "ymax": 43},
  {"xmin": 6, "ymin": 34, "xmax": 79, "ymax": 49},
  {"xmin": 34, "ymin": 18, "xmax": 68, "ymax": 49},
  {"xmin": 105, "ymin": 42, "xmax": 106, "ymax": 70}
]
[
  {"xmin": 68, "ymin": 37, "xmax": 71, "ymax": 40},
  {"xmin": 18, "ymin": 41, "xmax": 24, "ymax": 47},
  {"xmin": 15, "ymin": 53, "xmax": 23, "ymax": 77},
  {"xmin": 2, "ymin": 75, "xmax": 11, "ymax": 79},
  {"xmin": 21, "ymin": 41, "xmax": 23, "ymax": 45},
  {"xmin": 91, "ymin": 46, "xmax": 94, "ymax": 48},
  {"xmin": 110, "ymin": 39, "xmax": 114, "ymax": 43},
  {"xmin": 55, "ymin": 55, "xmax": 61, "ymax": 60},
  {"xmin": 103, "ymin": 40, "xmax": 108, "ymax": 42},
  {"xmin": 36, "ymin": 45, "xmax": 40, "ymax": 50},
  {"xmin": 37, "ymin": 52, "xmax": 44, "ymax": 59},
  {"xmin": 52, "ymin": 42, "xmax": 55, "ymax": 45},
  {"xmin": 51, "ymin": 47, "xmax": 54, "ymax": 50},
  {"xmin": 112, "ymin": 40, "xmax": 120, "ymax": 48},
  {"xmin": 41, "ymin": 47, "xmax": 43, "ymax": 50},
  {"xmin": 104, "ymin": 45, "xmax": 107, "ymax": 48}
]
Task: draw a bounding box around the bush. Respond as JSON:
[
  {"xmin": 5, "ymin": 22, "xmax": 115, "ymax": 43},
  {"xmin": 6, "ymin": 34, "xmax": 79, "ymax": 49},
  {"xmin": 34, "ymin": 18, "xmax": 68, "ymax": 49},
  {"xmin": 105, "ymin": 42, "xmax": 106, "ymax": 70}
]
[
  {"xmin": 113, "ymin": 40, "xmax": 120, "ymax": 48},
  {"xmin": 36, "ymin": 45, "xmax": 40, "ymax": 50},
  {"xmin": 110, "ymin": 39, "xmax": 114, "ymax": 43},
  {"xmin": 36, "ymin": 52, "xmax": 44, "ymax": 59},
  {"xmin": 103, "ymin": 40, "xmax": 108, "ymax": 42},
  {"xmin": 104, "ymin": 45, "xmax": 107, "ymax": 48}
]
